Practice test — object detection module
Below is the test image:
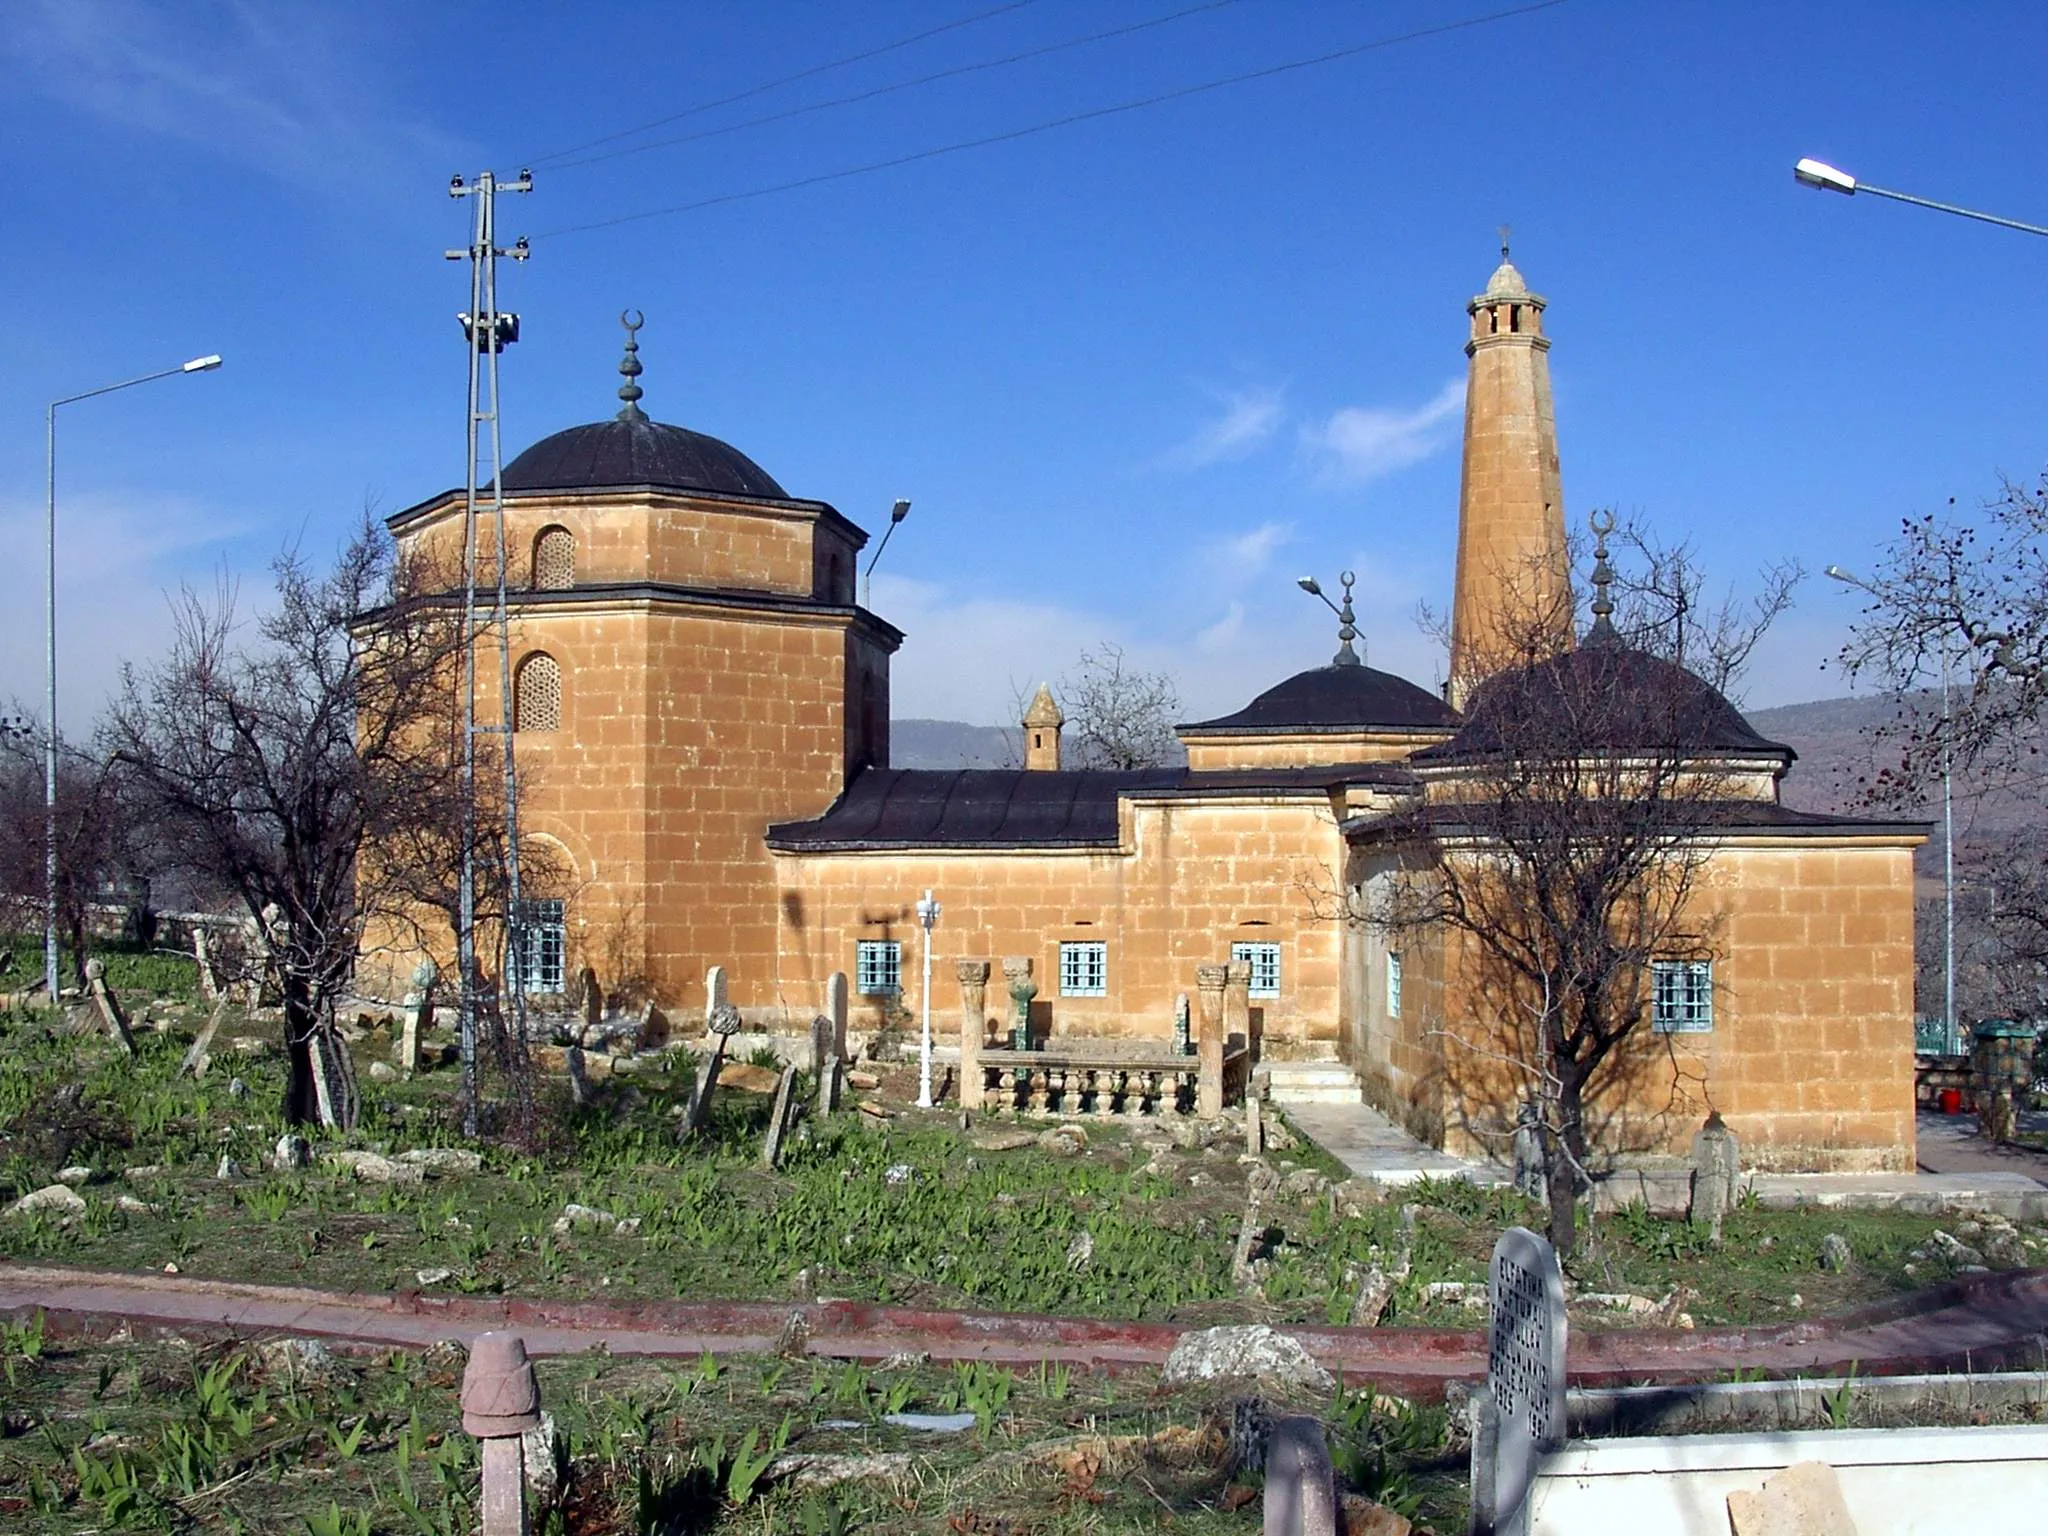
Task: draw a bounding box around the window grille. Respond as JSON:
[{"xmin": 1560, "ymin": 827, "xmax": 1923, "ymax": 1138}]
[
  {"xmin": 856, "ymin": 940, "xmax": 901, "ymax": 996},
  {"xmin": 1060, "ymin": 941, "xmax": 1107, "ymax": 997},
  {"xmin": 533, "ymin": 526, "xmax": 575, "ymax": 590},
  {"xmin": 1652, "ymin": 959, "xmax": 1713, "ymax": 1033},
  {"xmin": 1231, "ymin": 941, "xmax": 1281, "ymax": 999},
  {"xmin": 513, "ymin": 652, "xmax": 561, "ymax": 732},
  {"xmin": 510, "ymin": 898, "xmax": 566, "ymax": 994},
  {"xmin": 1387, "ymin": 952, "xmax": 1403, "ymax": 1020}
]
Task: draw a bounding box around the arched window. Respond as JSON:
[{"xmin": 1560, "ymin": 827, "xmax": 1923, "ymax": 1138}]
[
  {"xmin": 513, "ymin": 652, "xmax": 562, "ymax": 732},
  {"xmin": 532, "ymin": 526, "xmax": 575, "ymax": 590}
]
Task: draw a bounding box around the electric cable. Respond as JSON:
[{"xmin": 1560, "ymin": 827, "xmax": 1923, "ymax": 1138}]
[{"xmin": 532, "ymin": 1, "xmax": 1567, "ymax": 241}]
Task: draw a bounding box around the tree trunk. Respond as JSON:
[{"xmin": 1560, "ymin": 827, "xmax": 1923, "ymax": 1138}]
[
  {"xmin": 1544, "ymin": 1062, "xmax": 1587, "ymax": 1254},
  {"xmin": 281, "ymin": 974, "xmax": 320, "ymax": 1127}
]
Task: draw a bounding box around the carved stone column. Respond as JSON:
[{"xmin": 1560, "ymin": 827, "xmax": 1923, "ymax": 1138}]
[
  {"xmin": 957, "ymin": 960, "xmax": 992, "ymax": 1110},
  {"xmin": 1223, "ymin": 961, "xmax": 1254, "ymax": 1061},
  {"xmin": 1195, "ymin": 964, "xmax": 1228, "ymax": 1118}
]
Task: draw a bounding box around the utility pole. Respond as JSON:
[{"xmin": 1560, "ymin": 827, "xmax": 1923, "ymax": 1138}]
[{"xmin": 447, "ymin": 169, "xmax": 531, "ymax": 1136}]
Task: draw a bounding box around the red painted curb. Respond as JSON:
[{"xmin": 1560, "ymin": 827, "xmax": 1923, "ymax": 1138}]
[{"xmin": 4, "ymin": 1264, "xmax": 2045, "ymax": 1398}]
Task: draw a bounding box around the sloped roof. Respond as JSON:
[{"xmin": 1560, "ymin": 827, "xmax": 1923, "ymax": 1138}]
[{"xmin": 767, "ymin": 765, "xmax": 1407, "ymax": 852}]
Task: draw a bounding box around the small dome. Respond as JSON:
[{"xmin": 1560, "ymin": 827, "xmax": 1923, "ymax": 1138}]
[
  {"xmin": 1180, "ymin": 664, "xmax": 1459, "ymax": 737},
  {"xmin": 501, "ymin": 416, "xmax": 789, "ymax": 500},
  {"xmin": 1484, "ymin": 259, "xmax": 1529, "ymax": 300},
  {"xmin": 1414, "ymin": 646, "xmax": 1793, "ymax": 764}
]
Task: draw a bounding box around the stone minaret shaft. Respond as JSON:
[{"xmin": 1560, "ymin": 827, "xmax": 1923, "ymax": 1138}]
[{"xmin": 1447, "ymin": 252, "xmax": 1569, "ymax": 704}]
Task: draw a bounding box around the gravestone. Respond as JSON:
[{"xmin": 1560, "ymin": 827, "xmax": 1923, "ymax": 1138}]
[
  {"xmin": 825, "ymin": 971, "xmax": 849, "ymax": 1061},
  {"xmin": 1245, "ymin": 1083, "xmax": 1264, "ymax": 1156},
  {"xmin": 1195, "ymin": 964, "xmax": 1229, "ymax": 1117},
  {"xmin": 957, "ymin": 960, "xmax": 991, "ymax": 1109},
  {"xmin": 1511, "ymin": 1102, "xmax": 1546, "ymax": 1201},
  {"xmin": 84, "ymin": 959, "xmax": 135, "ymax": 1055},
  {"xmin": 683, "ymin": 978, "xmax": 745, "ymax": 1139},
  {"xmin": 1263, "ymin": 1416, "xmax": 1340, "ymax": 1536},
  {"xmin": 181, "ymin": 997, "xmax": 231, "ymax": 1079},
  {"xmin": 704, "ymin": 965, "xmax": 729, "ymax": 1035},
  {"xmin": 818, "ymin": 1055, "xmax": 844, "ymax": 1115},
  {"xmin": 462, "ymin": 1332, "xmax": 542, "ymax": 1536},
  {"xmin": 1002, "ymin": 957, "xmax": 1035, "ymax": 1049},
  {"xmin": 1223, "ymin": 961, "xmax": 1253, "ymax": 1058},
  {"xmin": 1689, "ymin": 1111, "xmax": 1740, "ymax": 1241},
  {"xmin": 1470, "ymin": 1226, "xmax": 1567, "ymax": 1536},
  {"xmin": 809, "ymin": 1013, "xmax": 835, "ymax": 1078},
  {"xmin": 576, "ymin": 966, "xmax": 601, "ymax": 1035},
  {"xmin": 400, "ymin": 957, "xmax": 437, "ymax": 1074},
  {"xmin": 762, "ymin": 1065, "xmax": 800, "ymax": 1168},
  {"xmin": 1174, "ymin": 992, "xmax": 1192, "ymax": 1055},
  {"xmin": 192, "ymin": 926, "xmax": 221, "ymax": 1001}
]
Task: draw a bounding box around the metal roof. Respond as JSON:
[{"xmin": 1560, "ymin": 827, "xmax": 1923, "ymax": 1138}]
[{"xmin": 1177, "ymin": 663, "xmax": 1458, "ymax": 737}]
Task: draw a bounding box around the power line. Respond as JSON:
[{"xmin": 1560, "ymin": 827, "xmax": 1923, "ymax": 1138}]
[
  {"xmin": 548, "ymin": 0, "xmax": 1244, "ymax": 174},
  {"xmin": 525, "ymin": 0, "xmax": 1041, "ymax": 168},
  {"xmin": 534, "ymin": 0, "xmax": 1568, "ymax": 241}
]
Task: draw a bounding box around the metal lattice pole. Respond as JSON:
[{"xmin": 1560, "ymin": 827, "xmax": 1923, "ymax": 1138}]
[{"xmin": 449, "ymin": 170, "xmax": 531, "ymax": 1137}]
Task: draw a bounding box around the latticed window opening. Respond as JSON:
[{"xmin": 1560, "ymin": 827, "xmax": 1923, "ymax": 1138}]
[
  {"xmin": 1060, "ymin": 941, "xmax": 1107, "ymax": 997},
  {"xmin": 1231, "ymin": 941, "xmax": 1281, "ymax": 999},
  {"xmin": 513, "ymin": 652, "xmax": 562, "ymax": 732},
  {"xmin": 511, "ymin": 898, "xmax": 566, "ymax": 994},
  {"xmin": 1652, "ymin": 959, "xmax": 1713, "ymax": 1033},
  {"xmin": 533, "ymin": 526, "xmax": 575, "ymax": 590},
  {"xmin": 856, "ymin": 940, "xmax": 901, "ymax": 996}
]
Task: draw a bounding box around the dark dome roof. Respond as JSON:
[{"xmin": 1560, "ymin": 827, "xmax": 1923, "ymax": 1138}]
[
  {"xmin": 1180, "ymin": 663, "xmax": 1459, "ymax": 736},
  {"xmin": 1414, "ymin": 643, "xmax": 1793, "ymax": 763},
  {"xmin": 501, "ymin": 416, "xmax": 789, "ymax": 500}
]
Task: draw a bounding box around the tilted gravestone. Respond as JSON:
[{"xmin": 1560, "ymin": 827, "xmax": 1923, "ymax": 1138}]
[
  {"xmin": 1470, "ymin": 1226, "xmax": 1567, "ymax": 1536},
  {"xmin": 762, "ymin": 1065, "xmax": 800, "ymax": 1168},
  {"xmin": 1262, "ymin": 1416, "xmax": 1339, "ymax": 1536},
  {"xmin": 683, "ymin": 979, "xmax": 745, "ymax": 1140}
]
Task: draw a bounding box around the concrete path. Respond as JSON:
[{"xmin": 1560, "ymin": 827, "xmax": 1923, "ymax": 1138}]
[
  {"xmin": 1280, "ymin": 1101, "xmax": 1503, "ymax": 1185},
  {"xmin": 1915, "ymin": 1110, "xmax": 2048, "ymax": 1185},
  {"xmin": 5, "ymin": 1262, "xmax": 2048, "ymax": 1400}
]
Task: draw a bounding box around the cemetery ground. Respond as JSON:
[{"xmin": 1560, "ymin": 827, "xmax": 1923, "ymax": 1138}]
[{"xmin": 4, "ymin": 936, "xmax": 2048, "ymax": 1531}]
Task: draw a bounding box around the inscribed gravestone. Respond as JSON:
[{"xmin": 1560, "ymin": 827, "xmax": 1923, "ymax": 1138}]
[
  {"xmin": 1473, "ymin": 1226, "xmax": 1567, "ymax": 1536},
  {"xmin": 704, "ymin": 965, "xmax": 729, "ymax": 1034},
  {"xmin": 825, "ymin": 971, "xmax": 848, "ymax": 1061}
]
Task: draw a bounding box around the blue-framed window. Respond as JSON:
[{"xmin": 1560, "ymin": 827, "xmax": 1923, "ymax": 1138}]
[
  {"xmin": 1231, "ymin": 941, "xmax": 1281, "ymax": 999},
  {"xmin": 1652, "ymin": 960, "xmax": 1713, "ymax": 1033},
  {"xmin": 856, "ymin": 940, "xmax": 902, "ymax": 996},
  {"xmin": 1059, "ymin": 941, "xmax": 1107, "ymax": 997}
]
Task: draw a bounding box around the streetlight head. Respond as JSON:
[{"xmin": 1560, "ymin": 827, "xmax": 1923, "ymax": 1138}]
[
  {"xmin": 890, "ymin": 498, "xmax": 911, "ymax": 524},
  {"xmin": 1794, "ymin": 158, "xmax": 1857, "ymax": 195},
  {"xmin": 182, "ymin": 355, "xmax": 224, "ymax": 373},
  {"xmin": 1823, "ymin": 564, "xmax": 1861, "ymax": 585},
  {"xmin": 1296, "ymin": 576, "xmax": 1321, "ymax": 596}
]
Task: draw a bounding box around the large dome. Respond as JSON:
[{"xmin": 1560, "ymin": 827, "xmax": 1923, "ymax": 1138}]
[
  {"xmin": 1414, "ymin": 643, "xmax": 1792, "ymax": 763},
  {"xmin": 1180, "ymin": 663, "xmax": 1458, "ymax": 736},
  {"xmin": 501, "ymin": 416, "xmax": 788, "ymax": 500}
]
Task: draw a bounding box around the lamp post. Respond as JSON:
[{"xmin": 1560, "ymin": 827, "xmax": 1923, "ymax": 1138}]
[
  {"xmin": 1826, "ymin": 563, "xmax": 1957, "ymax": 1052},
  {"xmin": 44, "ymin": 354, "xmax": 224, "ymax": 1001},
  {"xmin": 914, "ymin": 887, "xmax": 941, "ymax": 1108},
  {"xmin": 861, "ymin": 498, "xmax": 912, "ymax": 610},
  {"xmin": 1793, "ymin": 159, "xmax": 2048, "ymax": 240}
]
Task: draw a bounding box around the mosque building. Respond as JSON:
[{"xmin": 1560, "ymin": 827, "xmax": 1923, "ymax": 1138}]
[{"xmin": 378, "ymin": 254, "xmax": 1926, "ymax": 1172}]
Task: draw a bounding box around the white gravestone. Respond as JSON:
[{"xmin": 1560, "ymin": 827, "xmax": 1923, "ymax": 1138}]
[{"xmin": 1473, "ymin": 1225, "xmax": 1568, "ymax": 1536}]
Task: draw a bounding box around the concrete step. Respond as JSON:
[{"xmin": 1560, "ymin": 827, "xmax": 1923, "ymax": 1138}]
[{"xmin": 1259, "ymin": 1061, "xmax": 1365, "ymax": 1105}]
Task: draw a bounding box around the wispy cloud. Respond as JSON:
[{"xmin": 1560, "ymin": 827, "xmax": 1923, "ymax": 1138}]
[
  {"xmin": 2, "ymin": 0, "xmax": 461, "ymax": 194},
  {"xmin": 1299, "ymin": 379, "xmax": 1464, "ymax": 487},
  {"xmin": 1155, "ymin": 384, "xmax": 1286, "ymax": 471}
]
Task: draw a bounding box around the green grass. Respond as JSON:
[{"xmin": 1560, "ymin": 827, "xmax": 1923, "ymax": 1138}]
[
  {"xmin": 0, "ymin": 1006, "xmax": 2035, "ymax": 1332},
  {"xmin": 0, "ymin": 1326, "xmax": 1471, "ymax": 1533},
  {"xmin": 0, "ymin": 929, "xmax": 200, "ymax": 1003}
]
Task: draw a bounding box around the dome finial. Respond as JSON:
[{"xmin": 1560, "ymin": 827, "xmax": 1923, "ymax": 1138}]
[
  {"xmin": 1586, "ymin": 509, "xmax": 1620, "ymax": 646},
  {"xmin": 1498, "ymin": 222, "xmax": 1511, "ymax": 260},
  {"xmin": 615, "ymin": 308, "xmax": 647, "ymax": 422},
  {"xmin": 1332, "ymin": 569, "xmax": 1363, "ymax": 666}
]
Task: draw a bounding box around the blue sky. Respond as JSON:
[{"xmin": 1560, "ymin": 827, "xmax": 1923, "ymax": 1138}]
[{"xmin": 3, "ymin": 0, "xmax": 2045, "ymax": 730}]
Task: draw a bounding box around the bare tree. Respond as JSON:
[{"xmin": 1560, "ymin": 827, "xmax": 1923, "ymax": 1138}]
[
  {"xmin": 1060, "ymin": 643, "xmax": 1183, "ymax": 770},
  {"xmin": 106, "ymin": 518, "xmax": 470, "ymax": 1128},
  {"xmin": 0, "ymin": 724, "xmax": 139, "ymax": 988}
]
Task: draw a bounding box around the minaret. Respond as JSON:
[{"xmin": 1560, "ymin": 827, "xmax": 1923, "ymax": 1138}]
[
  {"xmin": 1447, "ymin": 238, "xmax": 1569, "ymax": 705},
  {"xmin": 1023, "ymin": 684, "xmax": 1064, "ymax": 771}
]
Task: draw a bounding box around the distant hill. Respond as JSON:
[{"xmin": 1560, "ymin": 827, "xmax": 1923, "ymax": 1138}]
[{"xmin": 890, "ymin": 718, "xmax": 1016, "ymax": 769}]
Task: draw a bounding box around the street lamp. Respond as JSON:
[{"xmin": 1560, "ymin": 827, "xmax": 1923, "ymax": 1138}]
[
  {"xmin": 1296, "ymin": 571, "xmax": 1363, "ymax": 666},
  {"xmin": 44, "ymin": 354, "xmax": 224, "ymax": 1001},
  {"xmin": 914, "ymin": 888, "xmax": 941, "ymax": 1108},
  {"xmin": 1793, "ymin": 159, "xmax": 2048, "ymax": 239},
  {"xmin": 861, "ymin": 498, "xmax": 912, "ymax": 610},
  {"xmin": 1826, "ymin": 563, "xmax": 1957, "ymax": 1052}
]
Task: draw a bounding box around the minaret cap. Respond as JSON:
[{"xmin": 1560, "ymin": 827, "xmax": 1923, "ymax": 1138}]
[
  {"xmin": 1585, "ymin": 510, "xmax": 1620, "ymax": 647},
  {"xmin": 1024, "ymin": 683, "xmax": 1064, "ymax": 728},
  {"xmin": 615, "ymin": 308, "xmax": 647, "ymax": 422}
]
